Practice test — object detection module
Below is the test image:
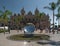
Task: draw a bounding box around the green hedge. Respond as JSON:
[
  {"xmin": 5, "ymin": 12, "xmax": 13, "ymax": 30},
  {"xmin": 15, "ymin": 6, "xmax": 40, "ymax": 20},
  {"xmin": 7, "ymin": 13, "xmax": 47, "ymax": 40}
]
[{"xmin": 0, "ymin": 29, "xmax": 8, "ymax": 33}]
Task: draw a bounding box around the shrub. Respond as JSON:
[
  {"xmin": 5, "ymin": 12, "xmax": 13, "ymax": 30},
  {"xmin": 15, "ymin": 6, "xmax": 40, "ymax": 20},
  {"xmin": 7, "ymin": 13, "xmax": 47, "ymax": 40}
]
[{"xmin": 0, "ymin": 29, "xmax": 8, "ymax": 33}]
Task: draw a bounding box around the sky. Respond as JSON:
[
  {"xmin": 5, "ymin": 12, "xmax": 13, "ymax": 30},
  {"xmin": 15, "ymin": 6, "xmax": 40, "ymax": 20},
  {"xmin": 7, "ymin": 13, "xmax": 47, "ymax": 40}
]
[{"xmin": 0, "ymin": 0, "xmax": 58, "ymax": 25}]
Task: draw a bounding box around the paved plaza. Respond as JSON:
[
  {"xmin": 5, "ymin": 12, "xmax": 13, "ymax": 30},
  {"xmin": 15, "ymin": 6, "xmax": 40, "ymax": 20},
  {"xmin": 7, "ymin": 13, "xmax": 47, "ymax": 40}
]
[{"xmin": 0, "ymin": 30, "xmax": 60, "ymax": 46}]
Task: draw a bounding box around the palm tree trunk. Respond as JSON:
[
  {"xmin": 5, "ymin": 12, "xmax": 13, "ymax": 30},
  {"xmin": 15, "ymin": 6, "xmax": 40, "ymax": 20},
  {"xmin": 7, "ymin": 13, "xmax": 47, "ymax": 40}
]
[
  {"xmin": 4, "ymin": 24, "xmax": 5, "ymax": 34},
  {"xmin": 53, "ymin": 10, "xmax": 55, "ymax": 34}
]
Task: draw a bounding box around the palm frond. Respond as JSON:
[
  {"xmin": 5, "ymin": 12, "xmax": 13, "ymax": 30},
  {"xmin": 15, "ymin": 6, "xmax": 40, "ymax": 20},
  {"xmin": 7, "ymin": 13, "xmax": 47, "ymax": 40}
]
[
  {"xmin": 58, "ymin": 7, "xmax": 60, "ymax": 13},
  {"xmin": 49, "ymin": 2, "xmax": 56, "ymax": 10},
  {"xmin": 44, "ymin": 6, "xmax": 52, "ymax": 10},
  {"xmin": 5, "ymin": 10, "xmax": 12, "ymax": 15},
  {"xmin": 55, "ymin": 14, "xmax": 60, "ymax": 20},
  {"xmin": 49, "ymin": 2, "xmax": 56, "ymax": 5}
]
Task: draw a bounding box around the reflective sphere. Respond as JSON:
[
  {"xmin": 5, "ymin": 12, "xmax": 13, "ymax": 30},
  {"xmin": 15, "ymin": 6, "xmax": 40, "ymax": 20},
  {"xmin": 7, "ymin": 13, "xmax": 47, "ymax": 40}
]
[{"xmin": 24, "ymin": 23, "xmax": 35, "ymax": 34}]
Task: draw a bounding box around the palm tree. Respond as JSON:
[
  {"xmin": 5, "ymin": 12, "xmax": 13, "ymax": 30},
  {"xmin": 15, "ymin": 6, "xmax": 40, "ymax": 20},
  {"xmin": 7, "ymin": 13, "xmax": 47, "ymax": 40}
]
[
  {"xmin": 44, "ymin": 2, "xmax": 56, "ymax": 34},
  {"xmin": 56, "ymin": 0, "xmax": 60, "ymax": 27},
  {"xmin": 0, "ymin": 6, "xmax": 12, "ymax": 34},
  {"xmin": 54, "ymin": 0, "xmax": 60, "ymax": 34},
  {"xmin": 56, "ymin": 7, "xmax": 60, "ymax": 27}
]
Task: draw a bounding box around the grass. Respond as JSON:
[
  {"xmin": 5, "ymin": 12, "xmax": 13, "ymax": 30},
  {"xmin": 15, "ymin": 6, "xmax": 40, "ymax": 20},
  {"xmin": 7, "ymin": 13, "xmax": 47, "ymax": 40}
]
[{"xmin": 7, "ymin": 34, "xmax": 50, "ymax": 41}]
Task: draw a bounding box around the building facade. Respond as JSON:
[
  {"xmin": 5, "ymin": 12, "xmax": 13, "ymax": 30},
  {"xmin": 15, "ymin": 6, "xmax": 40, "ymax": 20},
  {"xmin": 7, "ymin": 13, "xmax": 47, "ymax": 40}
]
[{"xmin": 10, "ymin": 8, "xmax": 50, "ymax": 30}]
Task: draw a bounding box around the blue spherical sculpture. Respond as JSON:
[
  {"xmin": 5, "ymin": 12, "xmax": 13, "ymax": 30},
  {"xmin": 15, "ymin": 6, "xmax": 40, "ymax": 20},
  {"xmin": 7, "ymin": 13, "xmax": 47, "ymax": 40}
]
[{"xmin": 24, "ymin": 23, "xmax": 35, "ymax": 34}]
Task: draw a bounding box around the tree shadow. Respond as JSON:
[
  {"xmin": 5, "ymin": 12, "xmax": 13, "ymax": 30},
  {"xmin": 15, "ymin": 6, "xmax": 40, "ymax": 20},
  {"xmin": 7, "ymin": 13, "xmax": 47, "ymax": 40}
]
[{"xmin": 37, "ymin": 40, "xmax": 60, "ymax": 46}]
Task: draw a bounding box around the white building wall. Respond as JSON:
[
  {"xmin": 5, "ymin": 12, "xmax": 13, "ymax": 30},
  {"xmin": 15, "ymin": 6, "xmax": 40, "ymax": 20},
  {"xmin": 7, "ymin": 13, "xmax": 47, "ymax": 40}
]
[{"xmin": 58, "ymin": 18, "xmax": 60, "ymax": 25}]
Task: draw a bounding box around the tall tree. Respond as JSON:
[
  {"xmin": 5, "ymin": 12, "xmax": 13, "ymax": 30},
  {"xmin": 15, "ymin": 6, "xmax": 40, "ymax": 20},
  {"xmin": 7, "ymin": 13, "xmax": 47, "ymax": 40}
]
[
  {"xmin": 55, "ymin": 0, "xmax": 60, "ymax": 27},
  {"xmin": 44, "ymin": 2, "xmax": 56, "ymax": 34},
  {"xmin": 0, "ymin": 6, "xmax": 12, "ymax": 34},
  {"xmin": 56, "ymin": 7, "xmax": 60, "ymax": 29}
]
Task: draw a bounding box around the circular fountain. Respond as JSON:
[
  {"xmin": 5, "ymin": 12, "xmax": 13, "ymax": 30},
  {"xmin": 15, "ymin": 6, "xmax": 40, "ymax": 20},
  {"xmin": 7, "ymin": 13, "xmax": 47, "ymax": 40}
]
[{"xmin": 7, "ymin": 23, "xmax": 50, "ymax": 41}]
